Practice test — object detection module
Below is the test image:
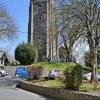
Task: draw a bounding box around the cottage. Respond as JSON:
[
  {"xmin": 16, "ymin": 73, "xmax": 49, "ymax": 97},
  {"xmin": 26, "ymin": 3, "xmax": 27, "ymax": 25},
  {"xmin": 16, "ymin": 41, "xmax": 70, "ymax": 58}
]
[
  {"xmin": 0, "ymin": 51, "xmax": 6, "ymax": 66},
  {"xmin": 0, "ymin": 51, "xmax": 19, "ymax": 66}
]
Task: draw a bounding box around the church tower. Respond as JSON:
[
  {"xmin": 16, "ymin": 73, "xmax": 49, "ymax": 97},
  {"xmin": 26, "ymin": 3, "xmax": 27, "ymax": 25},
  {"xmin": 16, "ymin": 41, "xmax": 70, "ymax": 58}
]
[{"xmin": 28, "ymin": 0, "xmax": 57, "ymax": 61}]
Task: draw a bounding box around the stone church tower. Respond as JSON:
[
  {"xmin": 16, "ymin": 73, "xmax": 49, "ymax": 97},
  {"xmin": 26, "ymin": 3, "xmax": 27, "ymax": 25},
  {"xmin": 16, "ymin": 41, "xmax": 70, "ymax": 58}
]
[{"xmin": 28, "ymin": 0, "xmax": 57, "ymax": 61}]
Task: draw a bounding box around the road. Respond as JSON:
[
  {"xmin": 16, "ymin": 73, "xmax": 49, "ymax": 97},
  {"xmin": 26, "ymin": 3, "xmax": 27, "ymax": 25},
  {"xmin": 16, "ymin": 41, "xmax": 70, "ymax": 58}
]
[{"xmin": 0, "ymin": 66, "xmax": 54, "ymax": 100}]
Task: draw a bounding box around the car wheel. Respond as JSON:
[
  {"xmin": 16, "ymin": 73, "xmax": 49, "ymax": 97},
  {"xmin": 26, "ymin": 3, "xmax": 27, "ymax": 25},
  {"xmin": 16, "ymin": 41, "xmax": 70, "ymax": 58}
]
[
  {"xmin": 15, "ymin": 74, "xmax": 20, "ymax": 78},
  {"xmin": 0, "ymin": 73, "xmax": 3, "ymax": 77}
]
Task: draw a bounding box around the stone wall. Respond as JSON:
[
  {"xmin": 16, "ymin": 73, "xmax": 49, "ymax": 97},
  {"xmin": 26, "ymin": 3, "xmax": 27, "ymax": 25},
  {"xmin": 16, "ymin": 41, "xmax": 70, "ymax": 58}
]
[{"xmin": 18, "ymin": 81, "xmax": 100, "ymax": 100}]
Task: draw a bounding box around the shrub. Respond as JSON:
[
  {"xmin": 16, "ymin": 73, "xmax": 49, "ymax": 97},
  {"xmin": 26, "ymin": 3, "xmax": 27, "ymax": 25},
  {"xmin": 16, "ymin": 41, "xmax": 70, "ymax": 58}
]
[
  {"xmin": 27, "ymin": 65, "xmax": 43, "ymax": 80},
  {"xmin": 15, "ymin": 43, "xmax": 36, "ymax": 65},
  {"xmin": 57, "ymin": 73, "xmax": 65, "ymax": 82},
  {"xmin": 64, "ymin": 63, "xmax": 83, "ymax": 90}
]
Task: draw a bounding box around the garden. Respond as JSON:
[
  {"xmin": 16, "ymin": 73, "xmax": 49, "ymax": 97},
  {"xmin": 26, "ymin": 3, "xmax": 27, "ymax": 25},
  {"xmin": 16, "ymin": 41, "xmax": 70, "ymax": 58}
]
[
  {"xmin": 25, "ymin": 62, "xmax": 100, "ymax": 93},
  {"xmin": 15, "ymin": 43, "xmax": 100, "ymax": 93}
]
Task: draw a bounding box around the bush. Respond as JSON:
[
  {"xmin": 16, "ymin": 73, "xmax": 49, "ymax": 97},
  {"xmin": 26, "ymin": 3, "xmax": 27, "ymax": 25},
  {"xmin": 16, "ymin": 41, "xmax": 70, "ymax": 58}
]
[
  {"xmin": 15, "ymin": 43, "xmax": 36, "ymax": 65},
  {"xmin": 27, "ymin": 65, "xmax": 43, "ymax": 80},
  {"xmin": 64, "ymin": 63, "xmax": 83, "ymax": 90},
  {"xmin": 57, "ymin": 73, "xmax": 65, "ymax": 82}
]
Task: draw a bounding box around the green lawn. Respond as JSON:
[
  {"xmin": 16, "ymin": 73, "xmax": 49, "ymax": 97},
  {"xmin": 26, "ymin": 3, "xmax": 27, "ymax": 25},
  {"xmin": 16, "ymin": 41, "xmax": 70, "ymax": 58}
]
[
  {"xmin": 33, "ymin": 61, "xmax": 75, "ymax": 70},
  {"xmin": 32, "ymin": 61, "xmax": 89, "ymax": 71},
  {"xmin": 30, "ymin": 61, "xmax": 100, "ymax": 72},
  {"xmin": 80, "ymin": 82, "xmax": 100, "ymax": 92}
]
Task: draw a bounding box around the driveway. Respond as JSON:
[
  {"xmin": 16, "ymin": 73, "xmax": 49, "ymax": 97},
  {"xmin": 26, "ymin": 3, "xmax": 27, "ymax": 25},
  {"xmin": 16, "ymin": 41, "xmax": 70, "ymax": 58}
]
[{"xmin": 0, "ymin": 76, "xmax": 54, "ymax": 100}]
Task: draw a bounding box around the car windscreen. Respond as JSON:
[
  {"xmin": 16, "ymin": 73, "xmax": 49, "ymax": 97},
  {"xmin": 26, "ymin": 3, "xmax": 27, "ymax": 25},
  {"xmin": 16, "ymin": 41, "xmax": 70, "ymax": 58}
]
[{"xmin": 17, "ymin": 67, "xmax": 26, "ymax": 71}]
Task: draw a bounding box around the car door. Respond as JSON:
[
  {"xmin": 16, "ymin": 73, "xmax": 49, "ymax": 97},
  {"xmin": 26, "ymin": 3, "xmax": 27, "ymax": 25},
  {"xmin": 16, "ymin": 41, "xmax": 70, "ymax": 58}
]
[{"xmin": 20, "ymin": 68, "xmax": 28, "ymax": 77}]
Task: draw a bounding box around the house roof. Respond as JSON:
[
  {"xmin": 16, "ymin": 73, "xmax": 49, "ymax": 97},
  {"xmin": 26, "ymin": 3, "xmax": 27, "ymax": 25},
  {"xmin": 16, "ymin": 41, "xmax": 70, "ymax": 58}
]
[
  {"xmin": 0, "ymin": 51, "xmax": 5, "ymax": 58},
  {"xmin": 6, "ymin": 54, "xmax": 16, "ymax": 64},
  {"xmin": 0, "ymin": 51, "xmax": 17, "ymax": 64}
]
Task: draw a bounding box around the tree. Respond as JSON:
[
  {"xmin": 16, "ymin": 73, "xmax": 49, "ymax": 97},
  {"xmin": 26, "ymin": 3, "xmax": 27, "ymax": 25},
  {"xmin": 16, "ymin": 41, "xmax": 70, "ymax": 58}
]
[
  {"xmin": 56, "ymin": 0, "xmax": 100, "ymax": 82},
  {"xmin": 84, "ymin": 51, "xmax": 93, "ymax": 67},
  {"xmin": 0, "ymin": 4, "xmax": 17, "ymax": 40},
  {"xmin": 15, "ymin": 43, "xmax": 36, "ymax": 65},
  {"xmin": 97, "ymin": 48, "xmax": 100, "ymax": 66},
  {"xmin": 56, "ymin": 0, "xmax": 79, "ymax": 62}
]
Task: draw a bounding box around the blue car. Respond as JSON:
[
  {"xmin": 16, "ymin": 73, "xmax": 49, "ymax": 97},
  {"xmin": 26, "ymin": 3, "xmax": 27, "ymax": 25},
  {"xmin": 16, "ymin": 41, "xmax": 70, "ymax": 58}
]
[{"xmin": 15, "ymin": 67, "xmax": 29, "ymax": 78}]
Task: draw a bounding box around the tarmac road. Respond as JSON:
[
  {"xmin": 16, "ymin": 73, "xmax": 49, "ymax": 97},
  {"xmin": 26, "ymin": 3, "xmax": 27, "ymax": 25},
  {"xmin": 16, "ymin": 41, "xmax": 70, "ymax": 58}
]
[{"xmin": 0, "ymin": 76, "xmax": 53, "ymax": 100}]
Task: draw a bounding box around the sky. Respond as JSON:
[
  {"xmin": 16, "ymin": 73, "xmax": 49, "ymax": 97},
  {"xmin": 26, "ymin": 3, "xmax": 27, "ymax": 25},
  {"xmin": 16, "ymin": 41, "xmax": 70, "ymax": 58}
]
[
  {"xmin": 0, "ymin": 0, "xmax": 30, "ymax": 55},
  {"xmin": 0, "ymin": 0, "xmax": 89, "ymax": 62}
]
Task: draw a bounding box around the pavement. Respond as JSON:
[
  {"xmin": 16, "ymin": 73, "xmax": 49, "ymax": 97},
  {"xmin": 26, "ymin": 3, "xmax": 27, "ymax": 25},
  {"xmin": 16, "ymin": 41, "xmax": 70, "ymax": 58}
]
[{"xmin": 0, "ymin": 66, "xmax": 54, "ymax": 100}]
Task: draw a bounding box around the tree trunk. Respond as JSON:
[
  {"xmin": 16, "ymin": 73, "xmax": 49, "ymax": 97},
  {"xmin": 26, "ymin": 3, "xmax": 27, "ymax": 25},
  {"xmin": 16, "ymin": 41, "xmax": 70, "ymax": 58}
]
[
  {"xmin": 34, "ymin": 49, "xmax": 38, "ymax": 63},
  {"xmin": 65, "ymin": 46, "xmax": 72, "ymax": 62},
  {"xmin": 61, "ymin": 32, "xmax": 73, "ymax": 62},
  {"xmin": 88, "ymin": 38, "xmax": 96, "ymax": 83}
]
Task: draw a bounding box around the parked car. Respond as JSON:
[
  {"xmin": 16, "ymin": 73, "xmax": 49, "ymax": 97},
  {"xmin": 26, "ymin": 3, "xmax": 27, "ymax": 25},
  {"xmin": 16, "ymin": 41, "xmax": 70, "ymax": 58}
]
[
  {"xmin": 15, "ymin": 67, "xmax": 29, "ymax": 78},
  {"xmin": 48, "ymin": 69, "xmax": 63, "ymax": 80},
  {"xmin": 0, "ymin": 66, "xmax": 8, "ymax": 77},
  {"xmin": 83, "ymin": 72, "xmax": 100, "ymax": 81}
]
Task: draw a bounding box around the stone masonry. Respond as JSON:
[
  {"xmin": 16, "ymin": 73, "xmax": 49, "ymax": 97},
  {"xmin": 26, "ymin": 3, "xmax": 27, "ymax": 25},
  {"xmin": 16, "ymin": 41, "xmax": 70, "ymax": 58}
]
[{"xmin": 28, "ymin": 0, "xmax": 57, "ymax": 61}]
